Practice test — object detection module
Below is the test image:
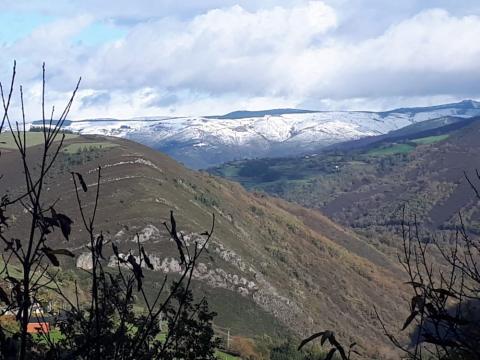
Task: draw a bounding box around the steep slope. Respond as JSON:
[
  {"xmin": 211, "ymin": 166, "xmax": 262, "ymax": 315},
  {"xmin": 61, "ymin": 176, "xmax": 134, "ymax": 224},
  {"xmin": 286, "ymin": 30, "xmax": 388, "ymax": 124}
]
[
  {"xmin": 212, "ymin": 118, "xmax": 480, "ymax": 242},
  {"xmin": 0, "ymin": 133, "xmax": 407, "ymax": 356},
  {"xmin": 31, "ymin": 100, "xmax": 480, "ymax": 169}
]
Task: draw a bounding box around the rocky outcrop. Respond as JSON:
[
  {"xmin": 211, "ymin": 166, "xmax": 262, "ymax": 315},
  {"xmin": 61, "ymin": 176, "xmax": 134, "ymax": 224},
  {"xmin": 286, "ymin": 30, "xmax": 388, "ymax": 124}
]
[
  {"xmin": 76, "ymin": 252, "xmax": 93, "ymax": 270},
  {"xmin": 132, "ymin": 224, "xmax": 161, "ymax": 243},
  {"xmin": 105, "ymin": 228, "xmax": 305, "ymax": 334}
]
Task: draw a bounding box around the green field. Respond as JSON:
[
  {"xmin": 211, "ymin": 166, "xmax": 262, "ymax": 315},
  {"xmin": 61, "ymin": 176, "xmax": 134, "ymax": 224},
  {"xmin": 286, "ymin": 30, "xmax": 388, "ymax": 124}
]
[
  {"xmin": 33, "ymin": 328, "xmax": 63, "ymax": 343},
  {"xmin": 62, "ymin": 142, "xmax": 117, "ymax": 154},
  {"xmin": 0, "ymin": 131, "xmax": 78, "ymax": 149},
  {"xmin": 411, "ymin": 134, "xmax": 449, "ymax": 145},
  {"xmin": 367, "ymin": 143, "xmax": 415, "ymax": 156},
  {"xmin": 359, "ymin": 135, "xmax": 448, "ymax": 157}
]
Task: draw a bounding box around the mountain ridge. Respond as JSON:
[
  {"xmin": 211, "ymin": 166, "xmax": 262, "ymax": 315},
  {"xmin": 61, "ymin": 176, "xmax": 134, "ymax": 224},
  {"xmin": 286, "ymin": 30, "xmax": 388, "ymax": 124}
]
[
  {"xmin": 30, "ymin": 99, "xmax": 480, "ymax": 169},
  {"xmin": 211, "ymin": 115, "xmax": 480, "ymax": 241}
]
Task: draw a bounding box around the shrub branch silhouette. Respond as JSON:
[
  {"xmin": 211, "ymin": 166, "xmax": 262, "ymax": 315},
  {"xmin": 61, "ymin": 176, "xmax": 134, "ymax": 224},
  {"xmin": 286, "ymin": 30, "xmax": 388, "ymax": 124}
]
[
  {"xmin": 375, "ymin": 177, "xmax": 480, "ymax": 360},
  {"xmin": 299, "ymin": 179, "xmax": 480, "ymax": 358},
  {"xmin": 0, "ymin": 64, "xmax": 219, "ymax": 360}
]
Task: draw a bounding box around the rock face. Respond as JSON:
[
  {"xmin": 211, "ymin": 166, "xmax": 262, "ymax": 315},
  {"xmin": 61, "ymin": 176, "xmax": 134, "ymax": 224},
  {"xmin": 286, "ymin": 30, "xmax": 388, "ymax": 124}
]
[
  {"xmin": 106, "ymin": 226, "xmax": 306, "ymax": 332},
  {"xmin": 76, "ymin": 252, "xmax": 93, "ymax": 270},
  {"xmin": 132, "ymin": 225, "xmax": 161, "ymax": 243}
]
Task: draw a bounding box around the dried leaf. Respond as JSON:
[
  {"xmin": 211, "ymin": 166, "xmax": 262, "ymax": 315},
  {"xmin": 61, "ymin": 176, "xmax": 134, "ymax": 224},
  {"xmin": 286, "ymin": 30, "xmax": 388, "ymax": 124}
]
[
  {"xmin": 96, "ymin": 233, "xmax": 105, "ymax": 260},
  {"xmin": 112, "ymin": 242, "xmax": 120, "ymax": 257},
  {"xmin": 432, "ymin": 288, "xmax": 457, "ymax": 299},
  {"xmin": 127, "ymin": 254, "xmax": 144, "ymax": 291},
  {"xmin": 0, "ymin": 287, "xmax": 10, "ymax": 305},
  {"xmin": 329, "ymin": 334, "xmax": 347, "ymax": 360},
  {"xmin": 411, "ymin": 295, "xmax": 424, "ymax": 312},
  {"xmin": 42, "ymin": 247, "xmax": 60, "ymax": 266},
  {"xmin": 74, "ymin": 172, "xmax": 88, "ymax": 192},
  {"xmin": 401, "ymin": 310, "xmax": 419, "ymax": 331},
  {"xmin": 298, "ymin": 331, "xmax": 325, "ymax": 350},
  {"xmin": 48, "ymin": 249, "xmax": 75, "ymax": 257},
  {"xmin": 141, "ymin": 246, "xmax": 154, "ymax": 270},
  {"xmin": 55, "ymin": 213, "xmax": 73, "ymax": 240},
  {"xmin": 50, "ymin": 209, "xmax": 73, "ymax": 240},
  {"xmin": 405, "ymin": 281, "xmax": 423, "ymax": 288},
  {"xmin": 112, "ymin": 242, "xmax": 126, "ymax": 263},
  {"xmin": 4, "ymin": 239, "xmax": 13, "ymax": 251},
  {"xmin": 165, "ymin": 211, "xmax": 185, "ymax": 264}
]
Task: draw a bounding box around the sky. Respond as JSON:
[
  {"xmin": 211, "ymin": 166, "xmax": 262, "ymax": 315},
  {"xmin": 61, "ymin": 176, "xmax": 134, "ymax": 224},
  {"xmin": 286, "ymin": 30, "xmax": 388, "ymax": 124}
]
[{"xmin": 0, "ymin": 0, "xmax": 479, "ymax": 119}]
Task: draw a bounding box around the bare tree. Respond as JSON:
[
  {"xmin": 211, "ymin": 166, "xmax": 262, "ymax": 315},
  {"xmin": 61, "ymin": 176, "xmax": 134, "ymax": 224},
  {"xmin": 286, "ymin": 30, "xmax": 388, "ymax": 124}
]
[
  {"xmin": 0, "ymin": 64, "xmax": 219, "ymax": 360},
  {"xmin": 376, "ymin": 175, "xmax": 480, "ymax": 359}
]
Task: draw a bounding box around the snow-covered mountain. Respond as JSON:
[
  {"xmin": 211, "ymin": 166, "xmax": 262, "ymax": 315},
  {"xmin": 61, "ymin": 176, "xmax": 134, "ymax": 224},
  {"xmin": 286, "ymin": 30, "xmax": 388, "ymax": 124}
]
[{"xmin": 36, "ymin": 100, "xmax": 480, "ymax": 168}]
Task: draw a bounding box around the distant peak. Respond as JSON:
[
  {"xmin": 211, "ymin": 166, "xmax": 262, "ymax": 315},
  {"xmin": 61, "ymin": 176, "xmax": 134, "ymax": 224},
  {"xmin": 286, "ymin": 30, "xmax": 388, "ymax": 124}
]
[
  {"xmin": 459, "ymin": 99, "xmax": 480, "ymax": 108},
  {"xmin": 209, "ymin": 108, "xmax": 317, "ymax": 120}
]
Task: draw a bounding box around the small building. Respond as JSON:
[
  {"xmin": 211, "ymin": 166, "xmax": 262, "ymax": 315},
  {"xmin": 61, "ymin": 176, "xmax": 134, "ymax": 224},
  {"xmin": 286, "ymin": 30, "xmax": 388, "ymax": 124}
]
[{"xmin": 27, "ymin": 321, "xmax": 50, "ymax": 334}]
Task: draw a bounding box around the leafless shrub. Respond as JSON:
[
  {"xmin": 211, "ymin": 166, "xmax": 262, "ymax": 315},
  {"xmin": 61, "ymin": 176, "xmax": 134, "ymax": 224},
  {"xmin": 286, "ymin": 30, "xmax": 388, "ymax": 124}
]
[
  {"xmin": 376, "ymin": 174, "xmax": 480, "ymax": 360},
  {"xmin": 0, "ymin": 63, "xmax": 219, "ymax": 360}
]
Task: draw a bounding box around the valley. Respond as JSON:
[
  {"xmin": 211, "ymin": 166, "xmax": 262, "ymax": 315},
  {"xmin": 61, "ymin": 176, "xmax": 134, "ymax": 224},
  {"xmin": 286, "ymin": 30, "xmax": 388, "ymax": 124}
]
[{"xmin": 211, "ymin": 115, "xmax": 480, "ymax": 250}]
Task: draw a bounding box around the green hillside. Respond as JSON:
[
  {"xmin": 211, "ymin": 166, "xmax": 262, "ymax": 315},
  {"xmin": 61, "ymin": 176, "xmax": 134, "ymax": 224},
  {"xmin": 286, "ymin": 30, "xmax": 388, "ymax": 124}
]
[
  {"xmin": 0, "ymin": 133, "xmax": 407, "ymax": 357},
  {"xmin": 211, "ymin": 121, "xmax": 480, "ymax": 244}
]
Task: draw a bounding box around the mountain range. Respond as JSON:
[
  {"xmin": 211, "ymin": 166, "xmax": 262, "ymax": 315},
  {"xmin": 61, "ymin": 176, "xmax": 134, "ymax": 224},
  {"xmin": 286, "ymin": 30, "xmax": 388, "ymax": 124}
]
[
  {"xmin": 31, "ymin": 99, "xmax": 480, "ymax": 169},
  {"xmin": 211, "ymin": 112, "xmax": 480, "ymax": 246}
]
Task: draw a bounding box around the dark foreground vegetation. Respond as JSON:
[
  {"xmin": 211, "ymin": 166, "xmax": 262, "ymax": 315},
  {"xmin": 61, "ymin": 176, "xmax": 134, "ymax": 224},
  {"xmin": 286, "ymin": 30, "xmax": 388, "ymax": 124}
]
[
  {"xmin": 0, "ymin": 64, "xmax": 479, "ymax": 360},
  {"xmin": 0, "ymin": 64, "xmax": 222, "ymax": 359}
]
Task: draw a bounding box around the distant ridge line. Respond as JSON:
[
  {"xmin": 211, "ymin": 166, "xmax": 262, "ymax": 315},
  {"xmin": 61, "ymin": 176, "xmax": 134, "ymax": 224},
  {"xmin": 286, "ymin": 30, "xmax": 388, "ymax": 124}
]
[{"xmin": 207, "ymin": 108, "xmax": 318, "ymax": 119}]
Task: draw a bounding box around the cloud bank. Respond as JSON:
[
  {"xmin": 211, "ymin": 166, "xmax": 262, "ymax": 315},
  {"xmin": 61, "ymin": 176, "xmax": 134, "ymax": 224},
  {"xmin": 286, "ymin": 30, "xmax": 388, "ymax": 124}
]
[{"xmin": 0, "ymin": 1, "xmax": 479, "ymax": 119}]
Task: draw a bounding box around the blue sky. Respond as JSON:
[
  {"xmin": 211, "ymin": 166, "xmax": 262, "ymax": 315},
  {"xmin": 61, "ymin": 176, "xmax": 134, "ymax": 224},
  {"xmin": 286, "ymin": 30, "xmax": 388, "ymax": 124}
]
[
  {"xmin": 0, "ymin": 1, "xmax": 479, "ymax": 119},
  {"xmin": 0, "ymin": 11, "xmax": 126, "ymax": 46}
]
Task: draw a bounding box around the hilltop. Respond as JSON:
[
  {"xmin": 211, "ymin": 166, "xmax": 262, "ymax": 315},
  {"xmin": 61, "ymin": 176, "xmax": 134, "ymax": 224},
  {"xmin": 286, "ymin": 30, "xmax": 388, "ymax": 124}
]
[{"xmin": 0, "ymin": 132, "xmax": 407, "ymax": 356}]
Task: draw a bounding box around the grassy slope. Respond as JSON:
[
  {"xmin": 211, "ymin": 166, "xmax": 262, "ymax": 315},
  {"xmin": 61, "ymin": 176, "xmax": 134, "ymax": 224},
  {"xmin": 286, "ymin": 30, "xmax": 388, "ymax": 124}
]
[
  {"xmin": 62, "ymin": 142, "xmax": 117, "ymax": 153},
  {"xmin": 211, "ymin": 122, "xmax": 480, "ymax": 241},
  {"xmin": 411, "ymin": 134, "xmax": 449, "ymax": 145},
  {"xmin": 0, "ymin": 133, "xmax": 408, "ymax": 356},
  {"xmin": 367, "ymin": 143, "xmax": 415, "ymax": 156},
  {"xmin": 0, "ymin": 131, "xmax": 78, "ymax": 149}
]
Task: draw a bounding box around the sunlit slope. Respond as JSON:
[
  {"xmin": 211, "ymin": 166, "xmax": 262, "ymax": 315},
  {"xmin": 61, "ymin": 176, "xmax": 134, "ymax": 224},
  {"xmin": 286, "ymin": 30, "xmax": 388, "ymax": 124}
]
[{"xmin": 0, "ymin": 133, "xmax": 407, "ymax": 353}]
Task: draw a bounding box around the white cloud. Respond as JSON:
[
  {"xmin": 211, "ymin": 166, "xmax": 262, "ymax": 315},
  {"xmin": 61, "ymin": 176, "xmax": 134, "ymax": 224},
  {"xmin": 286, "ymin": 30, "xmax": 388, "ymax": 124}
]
[
  {"xmin": 1, "ymin": 2, "xmax": 480, "ymax": 118},
  {"xmin": 82, "ymin": 2, "xmax": 337, "ymax": 92},
  {"xmin": 278, "ymin": 8, "xmax": 480, "ymax": 101}
]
